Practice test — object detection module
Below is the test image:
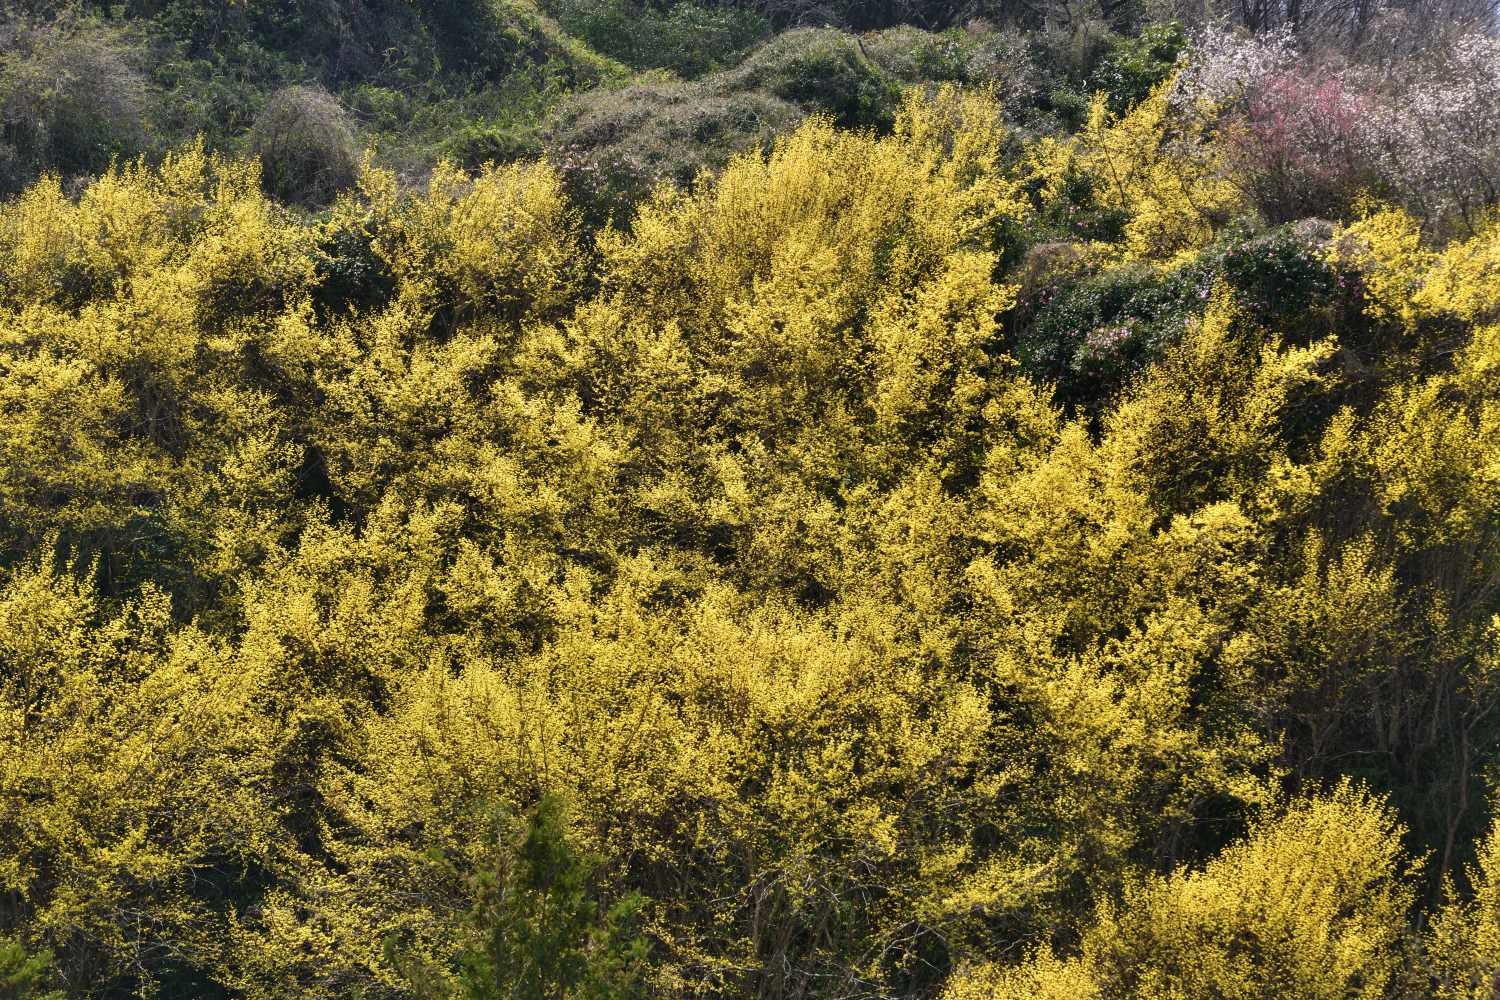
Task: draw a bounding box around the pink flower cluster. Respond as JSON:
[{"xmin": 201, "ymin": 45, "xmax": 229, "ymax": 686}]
[
  {"xmin": 1084, "ymin": 322, "xmax": 1132, "ymax": 356},
  {"xmin": 1172, "ymin": 27, "xmax": 1500, "ymax": 232}
]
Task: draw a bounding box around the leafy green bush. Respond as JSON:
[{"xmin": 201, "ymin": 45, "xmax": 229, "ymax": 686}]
[
  {"xmin": 1092, "ymin": 20, "xmax": 1186, "ymax": 113},
  {"xmin": 722, "ymin": 28, "xmax": 901, "ymax": 129},
  {"xmin": 545, "ymin": 27, "xmax": 902, "ymax": 224},
  {"xmin": 546, "ymin": 0, "xmax": 771, "ymax": 77},
  {"xmin": 1016, "ymin": 252, "xmax": 1209, "ymax": 412},
  {"xmin": 1035, "ymin": 17, "xmax": 1118, "ymax": 84},
  {"xmin": 249, "ymin": 85, "xmax": 360, "ymax": 207},
  {"xmin": 393, "ymin": 796, "xmax": 647, "ymax": 1000},
  {"xmin": 147, "ymin": 38, "xmax": 300, "ymax": 153},
  {"xmin": 862, "ymin": 22, "xmax": 1049, "ymax": 123},
  {"xmin": 1016, "ymin": 220, "xmax": 1347, "ymax": 412},
  {"xmin": 0, "ymin": 1, "xmax": 602, "ymax": 200},
  {"xmin": 419, "ymin": 0, "xmax": 535, "ymax": 80},
  {"xmin": 545, "ymin": 77, "xmax": 800, "ymax": 223},
  {"xmin": 409, "ymin": 0, "xmax": 622, "ymax": 85},
  {"xmin": 862, "ymin": 25, "xmax": 973, "ymax": 82},
  {"xmin": 347, "ymin": 56, "xmax": 576, "ymax": 180},
  {"xmin": 313, "ymin": 216, "xmax": 398, "ymax": 318},
  {"xmin": 1218, "ymin": 220, "xmax": 1339, "ymax": 342},
  {"xmin": 0, "ymin": 13, "xmax": 151, "ymax": 195},
  {"xmin": 0, "ymin": 936, "xmax": 62, "ymax": 1000},
  {"xmin": 746, "ymin": 0, "xmax": 974, "ymax": 31},
  {"xmin": 1017, "ymin": 18, "xmax": 1124, "ymax": 129},
  {"xmin": 145, "ymin": 0, "xmax": 432, "ymax": 87},
  {"xmin": 145, "ymin": 0, "xmax": 607, "ymax": 88},
  {"xmin": 442, "ymin": 121, "xmax": 544, "ymax": 169}
]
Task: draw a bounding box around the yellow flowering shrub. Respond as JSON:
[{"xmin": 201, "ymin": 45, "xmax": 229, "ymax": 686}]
[
  {"xmin": 950, "ymin": 785, "xmax": 1413, "ymax": 1000},
  {"xmin": 1031, "ymin": 83, "xmax": 1243, "ymax": 265},
  {"xmin": 1327, "ymin": 206, "xmax": 1434, "ymax": 327},
  {"xmin": 0, "ymin": 79, "xmax": 1497, "ymax": 1000},
  {"xmin": 1428, "ymin": 796, "xmax": 1500, "ymax": 999}
]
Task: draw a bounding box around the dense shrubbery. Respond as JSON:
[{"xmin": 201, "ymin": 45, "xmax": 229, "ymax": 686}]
[
  {"xmin": 2, "ymin": 70, "xmax": 1500, "ymax": 1000},
  {"xmin": 1217, "ymin": 219, "xmax": 1342, "ymax": 339},
  {"xmin": 390, "ymin": 796, "xmax": 649, "ymax": 1000},
  {"xmin": 5, "ymin": 6, "xmax": 1500, "ymax": 1000},
  {"xmin": 949, "ymin": 786, "xmax": 1418, "ymax": 999},
  {"xmin": 863, "ymin": 21, "xmax": 1045, "ymax": 107},
  {"xmin": 545, "ymin": 79, "xmax": 801, "ymax": 222},
  {"xmin": 0, "ymin": 0, "xmax": 623, "ymax": 201},
  {"xmin": 1091, "ymin": 19, "xmax": 1186, "ymax": 111},
  {"xmin": 1173, "ymin": 26, "xmax": 1500, "ymax": 235},
  {"xmin": 722, "ymin": 28, "xmax": 903, "ymax": 126},
  {"xmin": 3, "ymin": 4, "xmax": 1493, "ymax": 228},
  {"xmin": 545, "ymin": 0, "xmax": 772, "ymax": 76},
  {"xmin": 1014, "ymin": 252, "xmax": 1198, "ymax": 410},
  {"xmin": 543, "ymin": 27, "xmax": 904, "ymax": 221}
]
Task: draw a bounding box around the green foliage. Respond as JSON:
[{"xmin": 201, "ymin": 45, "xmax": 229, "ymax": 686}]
[
  {"xmin": 861, "ymin": 22, "xmax": 1049, "ymax": 117},
  {"xmin": 351, "ymin": 59, "xmax": 582, "ymax": 180},
  {"xmin": 1217, "ymin": 220, "xmax": 1341, "ymax": 343},
  {"xmin": 862, "ymin": 25, "xmax": 976, "ymax": 83},
  {"xmin": 544, "ymin": 78, "xmax": 800, "ymax": 224},
  {"xmin": 739, "ymin": 0, "xmax": 975, "ymax": 32},
  {"xmin": 1015, "ymin": 254, "xmax": 1197, "ymax": 410},
  {"xmin": 143, "ymin": 0, "xmax": 609, "ymax": 89},
  {"xmin": 1092, "ymin": 20, "xmax": 1186, "ymax": 113},
  {"xmin": 722, "ymin": 29, "xmax": 903, "ymax": 129},
  {"xmin": 0, "ymin": 0, "xmax": 621, "ymax": 200},
  {"xmin": 1013, "ymin": 220, "xmax": 1347, "ymax": 412},
  {"xmin": 450, "ymin": 797, "xmax": 647, "ymax": 1000},
  {"xmin": 545, "ymin": 0, "xmax": 771, "ymax": 78},
  {"xmin": 0, "ymin": 938, "xmax": 62, "ymax": 1000},
  {"xmin": 544, "ymin": 24, "xmax": 912, "ymax": 223},
  {"xmin": 544, "ymin": 26, "xmax": 909, "ymax": 222},
  {"xmin": 441, "ymin": 122, "xmax": 544, "ymax": 171}
]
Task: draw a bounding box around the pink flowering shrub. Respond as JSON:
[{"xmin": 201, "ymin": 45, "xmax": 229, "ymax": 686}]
[
  {"xmin": 1170, "ymin": 28, "xmax": 1372, "ymax": 221},
  {"xmin": 1174, "ymin": 27, "xmax": 1500, "ymax": 233},
  {"xmin": 1222, "ymin": 66, "xmax": 1380, "ymax": 222}
]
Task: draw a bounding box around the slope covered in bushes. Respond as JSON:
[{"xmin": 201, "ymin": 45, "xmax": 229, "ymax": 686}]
[
  {"xmin": 0, "ymin": 0, "xmax": 625, "ymax": 197},
  {"xmin": 0, "ymin": 0, "xmax": 1277, "ymax": 205},
  {"xmin": 3, "ymin": 7, "xmax": 1500, "ymax": 1000},
  {"xmin": 3, "ymin": 53, "xmax": 1500, "ymax": 996}
]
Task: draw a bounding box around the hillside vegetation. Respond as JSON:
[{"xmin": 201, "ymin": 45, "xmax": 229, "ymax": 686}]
[{"xmin": 1, "ymin": 2, "xmax": 1499, "ymax": 999}]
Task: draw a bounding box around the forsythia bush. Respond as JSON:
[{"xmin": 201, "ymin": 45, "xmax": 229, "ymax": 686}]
[
  {"xmin": 0, "ymin": 82, "xmax": 1498, "ymax": 1000},
  {"xmin": 946, "ymin": 784, "xmax": 1414, "ymax": 1000},
  {"xmin": 1026, "ymin": 80, "xmax": 1243, "ymax": 265}
]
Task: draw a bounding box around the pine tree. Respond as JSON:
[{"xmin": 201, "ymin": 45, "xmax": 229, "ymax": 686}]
[
  {"xmin": 398, "ymin": 796, "xmax": 648, "ymax": 1000},
  {"xmin": 0, "ymin": 937, "xmax": 62, "ymax": 1000}
]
